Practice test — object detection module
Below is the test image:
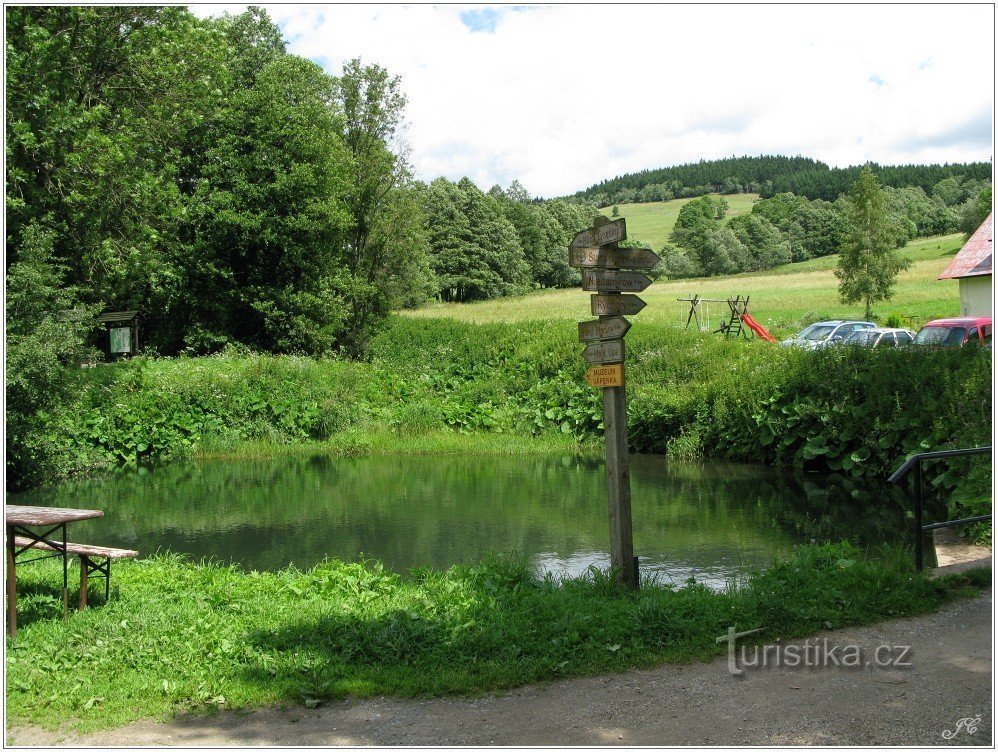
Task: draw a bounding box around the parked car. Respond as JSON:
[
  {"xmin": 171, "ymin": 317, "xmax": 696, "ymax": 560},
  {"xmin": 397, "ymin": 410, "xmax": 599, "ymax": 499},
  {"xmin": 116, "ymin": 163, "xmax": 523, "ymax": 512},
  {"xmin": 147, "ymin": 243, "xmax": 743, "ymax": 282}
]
[
  {"xmin": 913, "ymin": 317, "xmax": 992, "ymax": 347},
  {"xmin": 780, "ymin": 320, "xmax": 877, "ymax": 349},
  {"xmin": 842, "ymin": 327, "xmax": 915, "ymax": 347}
]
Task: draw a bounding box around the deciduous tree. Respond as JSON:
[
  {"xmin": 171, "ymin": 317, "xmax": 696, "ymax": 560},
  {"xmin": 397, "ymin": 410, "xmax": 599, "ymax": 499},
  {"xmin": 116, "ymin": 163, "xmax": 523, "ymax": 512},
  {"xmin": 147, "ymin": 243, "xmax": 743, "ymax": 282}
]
[{"xmin": 835, "ymin": 168, "xmax": 911, "ymax": 319}]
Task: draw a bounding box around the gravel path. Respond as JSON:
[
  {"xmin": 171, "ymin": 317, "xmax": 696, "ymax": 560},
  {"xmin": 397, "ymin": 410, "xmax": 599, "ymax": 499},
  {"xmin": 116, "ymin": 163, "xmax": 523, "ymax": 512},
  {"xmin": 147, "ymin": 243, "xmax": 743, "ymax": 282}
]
[{"xmin": 9, "ymin": 586, "xmax": 992, "ymax": 747}]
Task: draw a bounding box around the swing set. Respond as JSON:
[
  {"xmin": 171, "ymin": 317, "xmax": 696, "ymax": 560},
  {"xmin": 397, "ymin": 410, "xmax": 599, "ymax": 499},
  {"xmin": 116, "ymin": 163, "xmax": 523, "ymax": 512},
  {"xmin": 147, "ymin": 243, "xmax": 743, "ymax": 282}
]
[{"xmin": 677, "ymin": 294, "xmax": 777, "ymax": 342}]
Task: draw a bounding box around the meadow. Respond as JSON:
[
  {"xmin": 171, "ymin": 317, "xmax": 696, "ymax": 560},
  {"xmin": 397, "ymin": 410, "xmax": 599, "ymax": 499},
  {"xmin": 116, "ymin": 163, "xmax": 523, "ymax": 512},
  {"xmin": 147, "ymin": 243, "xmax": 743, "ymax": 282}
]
[
  {"xmin": 596, "ymin": 193, "xmax": 761, "ymax": 250},
  {"xmin": 407, "ymin": 233, "xmax": 964, "ymax": 336}
]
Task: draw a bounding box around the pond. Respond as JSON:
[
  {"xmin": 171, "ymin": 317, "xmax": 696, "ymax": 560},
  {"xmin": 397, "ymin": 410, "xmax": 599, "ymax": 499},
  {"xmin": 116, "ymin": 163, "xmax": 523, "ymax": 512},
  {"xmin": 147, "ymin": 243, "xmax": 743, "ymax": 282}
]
[{"xmin": 7, "ymin": 454, "xmax": 909, "ymax": 589}]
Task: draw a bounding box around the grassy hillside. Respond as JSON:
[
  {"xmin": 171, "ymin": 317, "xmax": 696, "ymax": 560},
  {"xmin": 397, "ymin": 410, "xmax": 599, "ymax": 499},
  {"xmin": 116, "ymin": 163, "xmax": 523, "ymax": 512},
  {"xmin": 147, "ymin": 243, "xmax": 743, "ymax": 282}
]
[
  {"xmin": 597, "ymin": 193, "xmax": 760, "ymax": 250},
  {"xmin": 407, "ymin": 233, "xmax": 964, "ymax": 337}
]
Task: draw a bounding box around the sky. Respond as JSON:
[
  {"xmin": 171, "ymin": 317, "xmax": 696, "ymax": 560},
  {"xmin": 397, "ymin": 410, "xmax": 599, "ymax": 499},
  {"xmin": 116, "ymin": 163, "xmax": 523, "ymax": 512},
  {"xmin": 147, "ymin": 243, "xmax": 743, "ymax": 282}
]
[{"xmin": 192, "ymin": 4, "xmax": 995, "ymax": 198}]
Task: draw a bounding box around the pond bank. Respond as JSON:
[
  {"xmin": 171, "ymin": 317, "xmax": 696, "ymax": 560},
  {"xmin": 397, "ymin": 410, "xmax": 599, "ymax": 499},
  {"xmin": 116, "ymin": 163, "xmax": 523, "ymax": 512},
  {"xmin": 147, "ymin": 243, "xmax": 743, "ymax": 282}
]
[
  {"xmin": 12, "ymin": 585, "xmax": 991, "ymax": 746},
  {"xmin": 4, "ymin": 546, "xmax": 990, "ymax": 734}
]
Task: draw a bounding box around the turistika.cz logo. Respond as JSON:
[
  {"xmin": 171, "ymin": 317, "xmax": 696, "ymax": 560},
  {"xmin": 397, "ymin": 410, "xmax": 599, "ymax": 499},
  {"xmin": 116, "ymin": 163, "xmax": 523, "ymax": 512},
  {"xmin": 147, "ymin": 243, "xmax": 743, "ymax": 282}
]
[{"xmin": 715, "ymin": 627, "xmax": 913, "ymax": 677}]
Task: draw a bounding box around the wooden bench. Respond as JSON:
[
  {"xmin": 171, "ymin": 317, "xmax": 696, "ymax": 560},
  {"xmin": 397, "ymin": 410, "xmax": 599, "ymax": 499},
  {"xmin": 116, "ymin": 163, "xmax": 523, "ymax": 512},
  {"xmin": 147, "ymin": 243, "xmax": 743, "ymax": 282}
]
[{"xmin": 13, "ymin": 537, "xmax": 137, "ymax": 609}]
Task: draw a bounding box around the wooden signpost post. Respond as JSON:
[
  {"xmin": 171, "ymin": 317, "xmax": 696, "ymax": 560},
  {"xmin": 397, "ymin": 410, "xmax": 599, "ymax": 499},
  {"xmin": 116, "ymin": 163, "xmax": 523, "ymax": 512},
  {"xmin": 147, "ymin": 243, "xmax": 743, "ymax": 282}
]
[{"xmin": 571, "ymin": 217, "xmax": 659, "ymax": 589}]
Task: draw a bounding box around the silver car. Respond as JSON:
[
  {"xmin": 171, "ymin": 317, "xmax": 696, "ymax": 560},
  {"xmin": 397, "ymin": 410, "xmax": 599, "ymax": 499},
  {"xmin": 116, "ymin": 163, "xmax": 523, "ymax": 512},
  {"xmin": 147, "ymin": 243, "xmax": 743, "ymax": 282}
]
[
  {"xmin": 780, "ymin": 320, "xmax": 877, "ymax": 349},
  {"xmin": 842, "ymin": 327, "xmax": 915, "ymax": 347}
]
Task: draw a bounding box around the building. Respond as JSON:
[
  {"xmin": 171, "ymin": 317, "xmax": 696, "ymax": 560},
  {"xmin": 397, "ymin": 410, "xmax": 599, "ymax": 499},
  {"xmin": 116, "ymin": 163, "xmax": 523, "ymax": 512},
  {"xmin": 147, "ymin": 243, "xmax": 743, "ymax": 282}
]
[{"xmin": 938, "ymin": 213, "xmax": 993, "ymax": 317}]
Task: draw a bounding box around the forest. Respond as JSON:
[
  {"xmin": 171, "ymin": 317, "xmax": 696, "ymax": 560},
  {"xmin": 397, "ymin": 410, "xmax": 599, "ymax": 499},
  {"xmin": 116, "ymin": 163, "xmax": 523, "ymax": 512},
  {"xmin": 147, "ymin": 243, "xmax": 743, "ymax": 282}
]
[
  {"xmin": 5, "ymin": 5, "xmax": 594, "ymax": 362},
  {"xmin": 661, "ymin": 178, "xmax": 992, "ymax": 278},
  {"xmin": 573, "ymin": 154, "xmax": 992, "ymax": 206}
]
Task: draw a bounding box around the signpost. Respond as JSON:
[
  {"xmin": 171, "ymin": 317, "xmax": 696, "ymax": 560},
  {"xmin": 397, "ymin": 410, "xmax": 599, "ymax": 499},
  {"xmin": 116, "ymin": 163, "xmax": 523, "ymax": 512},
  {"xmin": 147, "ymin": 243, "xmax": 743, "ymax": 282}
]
[
  {"xmin": 569, "ymin": 246, "xmax": 660, "ymax": 270},
  {"xmin": 578, "ymin": 315, "xmax": 631, "ymax": 343},
  {"xmin": 584, "ymin": 363, "xmax": 624, "ymax": 388},
  {"xmin": 582, "ymin": 339, "xmax": 624, "ymax": 366},
  {"xmin": 570, "ymin": 216, "xmax": 657, "ymax": 589},
  {"xmin": 582, "ymin": 270, "xmax": 652, "ymax": 293},
  {"xmin": 591, "ymin": 293, "xmax": 646, "ymax": 317},
  {"xmin": 570, "ymin": 217, "xmax": 626, "ymax": 248}
]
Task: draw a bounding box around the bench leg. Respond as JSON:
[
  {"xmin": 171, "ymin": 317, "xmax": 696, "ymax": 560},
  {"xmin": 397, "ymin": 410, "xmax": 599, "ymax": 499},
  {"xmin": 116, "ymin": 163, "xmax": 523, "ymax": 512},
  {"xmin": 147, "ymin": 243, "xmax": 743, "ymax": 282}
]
[
  {"xmin": 6, "ymin": 527, "xmax": 16, "ymax": 637},
  {"xmin": 105, "ymin": 560, "xmax": 111, "ymax": 601},
  {"xmin": 79, "ymin": 557, "xmax": 89, "ymax": 610}
]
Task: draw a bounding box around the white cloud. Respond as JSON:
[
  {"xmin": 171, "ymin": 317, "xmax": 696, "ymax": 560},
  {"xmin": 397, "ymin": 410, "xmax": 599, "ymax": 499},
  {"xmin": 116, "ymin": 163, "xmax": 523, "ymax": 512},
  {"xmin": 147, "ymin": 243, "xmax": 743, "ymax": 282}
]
[{"xmin": 194, "ymin": 4, "xmax": 994, "ymax": 197}]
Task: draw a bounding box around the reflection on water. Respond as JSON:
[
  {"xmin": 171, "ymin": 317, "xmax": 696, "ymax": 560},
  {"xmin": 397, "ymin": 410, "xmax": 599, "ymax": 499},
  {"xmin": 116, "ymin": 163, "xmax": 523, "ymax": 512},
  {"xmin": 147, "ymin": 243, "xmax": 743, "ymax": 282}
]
[{"xmin": 7, "ymin": 453, "xmax": 908, "ymax": 589}]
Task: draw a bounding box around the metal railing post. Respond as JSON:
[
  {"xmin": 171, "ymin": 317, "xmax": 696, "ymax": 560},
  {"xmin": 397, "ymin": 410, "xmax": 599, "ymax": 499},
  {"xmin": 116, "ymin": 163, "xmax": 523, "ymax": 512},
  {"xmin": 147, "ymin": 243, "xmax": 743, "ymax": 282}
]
[
  {"xmin": 914, "ymin": 462, "xmax": 923, "ymax": 572},
  {"xmin": 888, "ymin": 445, "xmax": 990, "ymax": 572}
]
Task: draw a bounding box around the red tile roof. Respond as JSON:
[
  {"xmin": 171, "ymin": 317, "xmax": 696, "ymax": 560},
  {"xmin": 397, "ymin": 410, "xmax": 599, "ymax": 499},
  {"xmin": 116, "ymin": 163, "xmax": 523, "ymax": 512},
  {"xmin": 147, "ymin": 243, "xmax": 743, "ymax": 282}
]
[{"xmin": 939, "ymin": 213, "xmax": 993, "ymax": 279}]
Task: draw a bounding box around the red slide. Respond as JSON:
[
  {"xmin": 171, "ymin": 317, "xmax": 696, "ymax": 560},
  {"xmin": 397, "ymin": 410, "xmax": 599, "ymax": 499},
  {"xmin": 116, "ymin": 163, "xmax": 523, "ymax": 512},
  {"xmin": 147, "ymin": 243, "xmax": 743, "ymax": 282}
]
[{"xmin": 741, "ymin": 313, "xmax": 777, "ymax": 342}]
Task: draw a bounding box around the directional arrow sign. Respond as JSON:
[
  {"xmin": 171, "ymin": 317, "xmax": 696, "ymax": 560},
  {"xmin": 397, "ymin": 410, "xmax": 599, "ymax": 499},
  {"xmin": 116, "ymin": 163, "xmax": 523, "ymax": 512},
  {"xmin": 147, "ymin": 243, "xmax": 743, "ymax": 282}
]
[
  {"xmin": 578, "ymin": 316, "xmax": 631, "ymax": 343},
  {"xmin": 584, "ymin": 363, "xmax": 624, "ymax": 388},
  {"xmin": 583, "ymin": 339, "xmax": 624, "ymax": 366},
  {"xmin": 591, "ymin": 294, "xmax": 646, "ymax": 317},
  {"xmin": 582, "ymin": 270, "xmax": 652, "ymax": 293},
  {"xmin": 570, "ymin": 218, "xmax": 626, "ymax": 248},
  {"xmin": 569, "ymin": 246, "xmax": 661, "ymax": 270}
]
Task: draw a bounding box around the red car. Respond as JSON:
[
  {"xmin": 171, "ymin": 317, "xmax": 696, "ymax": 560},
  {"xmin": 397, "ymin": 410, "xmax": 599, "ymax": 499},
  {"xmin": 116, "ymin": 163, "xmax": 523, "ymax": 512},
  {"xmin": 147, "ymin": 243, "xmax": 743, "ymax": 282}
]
[{"xmin": 913, "ymin": 317, "xmax": 992, "ymax": 346}]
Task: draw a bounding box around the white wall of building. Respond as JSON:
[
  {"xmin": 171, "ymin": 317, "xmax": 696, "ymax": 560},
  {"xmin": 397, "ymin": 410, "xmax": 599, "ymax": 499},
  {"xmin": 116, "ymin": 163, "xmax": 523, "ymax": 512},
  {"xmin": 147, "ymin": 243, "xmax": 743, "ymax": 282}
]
[{"xmin": 959, "ymin": 275, "xmax": 992, "ymax": 317}]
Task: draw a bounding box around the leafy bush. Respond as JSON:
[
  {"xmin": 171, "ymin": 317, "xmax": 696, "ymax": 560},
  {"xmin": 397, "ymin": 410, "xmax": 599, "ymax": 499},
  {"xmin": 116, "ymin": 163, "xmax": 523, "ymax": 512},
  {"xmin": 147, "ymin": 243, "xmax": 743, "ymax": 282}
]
[{"xmin": 5, "ymin": 223, "xmax": 100, "ymax": 488}]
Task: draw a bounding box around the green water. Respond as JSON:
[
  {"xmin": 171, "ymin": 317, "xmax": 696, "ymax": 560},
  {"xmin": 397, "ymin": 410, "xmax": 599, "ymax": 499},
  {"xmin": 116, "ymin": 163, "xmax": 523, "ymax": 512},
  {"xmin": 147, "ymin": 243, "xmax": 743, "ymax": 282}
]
[{"xmin": 7, "ymin": 454, "xmax": 908, "ymax": 588}]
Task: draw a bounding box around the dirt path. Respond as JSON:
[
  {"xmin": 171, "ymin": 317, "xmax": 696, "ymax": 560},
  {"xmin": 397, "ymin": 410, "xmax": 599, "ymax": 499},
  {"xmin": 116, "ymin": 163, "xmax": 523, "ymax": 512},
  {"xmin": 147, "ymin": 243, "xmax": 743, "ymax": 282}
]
[{"xmin": 9, "ymin": 586, "xmax": 992, "ymax": 747}]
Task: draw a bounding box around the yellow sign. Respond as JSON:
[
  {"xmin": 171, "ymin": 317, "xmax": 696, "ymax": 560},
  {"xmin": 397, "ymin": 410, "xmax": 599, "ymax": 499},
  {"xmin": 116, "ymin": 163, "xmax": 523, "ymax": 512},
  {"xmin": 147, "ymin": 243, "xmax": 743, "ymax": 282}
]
[{"xmin": 584, "ymin": 363, "xmax": 624, "ymax": 388}]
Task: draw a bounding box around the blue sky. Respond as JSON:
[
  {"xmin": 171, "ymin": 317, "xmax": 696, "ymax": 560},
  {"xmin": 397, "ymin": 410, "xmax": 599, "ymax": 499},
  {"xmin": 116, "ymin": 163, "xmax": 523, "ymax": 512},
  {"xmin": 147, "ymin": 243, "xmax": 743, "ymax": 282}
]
[{"xmin": 194, "ymin": 4, "xmax": 994, "ymax": 198}]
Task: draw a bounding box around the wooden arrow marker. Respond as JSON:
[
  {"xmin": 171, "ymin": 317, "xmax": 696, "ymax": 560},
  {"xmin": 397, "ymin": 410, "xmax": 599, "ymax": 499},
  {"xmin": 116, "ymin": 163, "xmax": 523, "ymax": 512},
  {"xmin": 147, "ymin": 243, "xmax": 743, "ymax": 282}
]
[
  {"xmin": 591, "ymin": 294, "xmax": 646, "ymax": 316},
  {"xmin": 570, "ymin": 218, "xmax": 627, "ymax": 248},
  {"xmin": 569, "ymin": 246, "xmax": 661, "ymax": 270},
  {"xmin": 582, "ymin": 270, "xmax": 652, "ymax": 293},
  {"xmin": 583, "ymin": 339, "xmax": 624, "ymax": 366},
  {"xmin": 578, "ymin": 316, "xmax": 631, "ymax": 343}
]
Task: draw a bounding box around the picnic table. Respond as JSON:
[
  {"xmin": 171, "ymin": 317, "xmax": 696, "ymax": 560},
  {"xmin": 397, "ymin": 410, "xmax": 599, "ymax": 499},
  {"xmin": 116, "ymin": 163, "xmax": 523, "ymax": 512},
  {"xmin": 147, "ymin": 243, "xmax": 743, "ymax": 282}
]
[{"xmin": 6, "ymin": 504, "xmax": 103, "ymax": 636}]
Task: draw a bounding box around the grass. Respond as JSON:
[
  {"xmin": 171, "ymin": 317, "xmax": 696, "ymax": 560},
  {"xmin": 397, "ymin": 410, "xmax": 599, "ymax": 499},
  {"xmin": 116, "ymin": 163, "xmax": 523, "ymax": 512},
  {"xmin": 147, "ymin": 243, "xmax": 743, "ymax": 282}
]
[
  {"xmin": 6, "ymin": 545, "xmax": 989, "ymax": 733},
  {"xmin": 406, "ymin": 233, "xmax": 964, "ymax": 337},
  {"xmin": 597, "ymin": 193, "xmax": 760, "ymax": 250}
]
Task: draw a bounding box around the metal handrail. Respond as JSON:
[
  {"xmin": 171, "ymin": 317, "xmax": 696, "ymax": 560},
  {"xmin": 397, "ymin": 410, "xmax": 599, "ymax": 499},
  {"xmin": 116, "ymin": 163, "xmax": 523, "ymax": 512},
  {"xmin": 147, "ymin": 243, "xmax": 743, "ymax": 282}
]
[
  {"xmin": 888, "ymin": 445, "xmax": 992, "ymax": 570},
  {"xmin": 888, "ymin": 446, "xmax": 992, "ymax": 483}
]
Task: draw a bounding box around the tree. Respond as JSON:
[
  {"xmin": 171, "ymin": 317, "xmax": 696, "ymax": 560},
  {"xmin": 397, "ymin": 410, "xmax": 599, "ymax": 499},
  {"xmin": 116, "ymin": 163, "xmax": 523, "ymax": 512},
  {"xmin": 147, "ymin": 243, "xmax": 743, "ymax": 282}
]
[
  {"xmin": 181, "ymin": 54, "xmax": 353, "ymax": 354},
  {"xmin": 5, "ymin": 6, "xmax": 229, "ymax": 323},
  {"xmin": 835, "ymin": 168, "xmax": 911, "ymax": 319},
  {"xmin": 423, "ymin": 178, "xmax": 529, "ymax": 302},
  {"xmin": 728, "ymin": 214, "xmax": 790, "ymax": 270},
  {"xmin": 335, "ymin": 58, "xmax": 434, "ymax": 355},
  {"xmin": 960, "ymin": 186, "xmax": 993, "ymax": 238},
  {"xmin": 6, "ymin": 223, "xmax": 99, "ymax": 489}
]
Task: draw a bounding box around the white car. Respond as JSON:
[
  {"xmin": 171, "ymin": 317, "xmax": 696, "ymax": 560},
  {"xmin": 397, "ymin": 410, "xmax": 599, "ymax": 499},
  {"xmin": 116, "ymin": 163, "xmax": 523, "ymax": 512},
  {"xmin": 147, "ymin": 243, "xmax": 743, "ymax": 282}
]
[
  {"xmin": 780, "ymin": 320, "xmax": 877, "ymax": 349},
  {"xmin": 842, "ymin": 327, "xmax": 915, "ymax": 347}
]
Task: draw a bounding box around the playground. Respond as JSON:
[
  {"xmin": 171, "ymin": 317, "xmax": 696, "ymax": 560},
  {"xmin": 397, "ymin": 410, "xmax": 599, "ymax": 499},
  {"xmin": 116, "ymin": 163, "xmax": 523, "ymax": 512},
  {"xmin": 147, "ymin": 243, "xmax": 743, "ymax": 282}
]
[{"xmin": 678, "ymin": 294, "xmax": 777, "ymax": 341}]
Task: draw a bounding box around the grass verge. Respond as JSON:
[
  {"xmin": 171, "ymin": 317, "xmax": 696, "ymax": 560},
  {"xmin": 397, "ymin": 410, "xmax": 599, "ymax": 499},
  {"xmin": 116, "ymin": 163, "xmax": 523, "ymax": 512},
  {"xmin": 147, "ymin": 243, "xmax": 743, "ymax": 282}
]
[{"xmin": 6, "ymin": 544, "xmax": 990, "ymax": 733}]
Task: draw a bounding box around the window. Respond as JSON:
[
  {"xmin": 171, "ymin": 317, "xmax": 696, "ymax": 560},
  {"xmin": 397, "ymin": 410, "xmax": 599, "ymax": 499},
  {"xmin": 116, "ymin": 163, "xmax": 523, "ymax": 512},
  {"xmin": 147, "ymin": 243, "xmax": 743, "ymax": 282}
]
[
  {"xmin": 799, "ymin": 324, "xmax": 837, "ymax": 342},
  {"xmin": 914, "ymin": 326, "xmax": 969, "ymax": 346}
]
